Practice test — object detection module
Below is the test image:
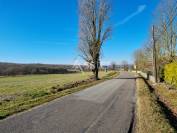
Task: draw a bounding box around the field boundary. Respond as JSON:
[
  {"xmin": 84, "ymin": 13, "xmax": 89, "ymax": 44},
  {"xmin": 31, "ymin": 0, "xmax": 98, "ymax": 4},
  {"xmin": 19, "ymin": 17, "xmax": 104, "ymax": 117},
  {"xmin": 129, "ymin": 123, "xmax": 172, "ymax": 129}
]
[
  {"xmin": 0, "ymin": 71, "xmax": 119, "ymax": 120},
  {"xmin": 145, "ymin": 80, "xmax": 177, "ymax": 129},
  {"xmin": 135, "ymin": 77, "xmax": 176, "ymax": 132}
]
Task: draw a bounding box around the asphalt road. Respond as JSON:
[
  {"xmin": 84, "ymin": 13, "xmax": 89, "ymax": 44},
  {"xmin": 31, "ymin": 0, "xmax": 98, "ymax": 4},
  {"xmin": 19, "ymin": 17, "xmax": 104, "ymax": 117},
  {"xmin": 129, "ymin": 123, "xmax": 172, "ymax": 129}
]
[{"xmin": 0, "ymin": 72, "xmax": 136, "ymax": 133}]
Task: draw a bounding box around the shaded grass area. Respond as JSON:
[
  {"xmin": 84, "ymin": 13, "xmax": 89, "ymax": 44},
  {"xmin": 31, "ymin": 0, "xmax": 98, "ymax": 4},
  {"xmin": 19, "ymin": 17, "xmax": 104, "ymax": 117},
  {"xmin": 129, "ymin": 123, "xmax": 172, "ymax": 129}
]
[
  {"xmin": 0, "ymin": 71, "xmax": 118, "ymax": 119},
  {"xmin": 136, "ymin": 78, "xmax": 176, "ymax": 133},
  {"xmin": 154, "ymin": 83, "xmax": 177, "ymax": 116},
  {"xmin": 146, "ymin": 82, "xmax": 177, "ymax": 130}
]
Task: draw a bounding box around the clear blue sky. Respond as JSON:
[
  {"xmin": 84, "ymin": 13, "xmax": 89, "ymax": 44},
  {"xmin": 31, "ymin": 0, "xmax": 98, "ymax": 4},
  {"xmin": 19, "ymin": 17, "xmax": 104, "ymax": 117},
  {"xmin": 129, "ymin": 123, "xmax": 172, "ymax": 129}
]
[{"xmin": 0, "ymin": 0, "xmax": 159, "ymax": 65}]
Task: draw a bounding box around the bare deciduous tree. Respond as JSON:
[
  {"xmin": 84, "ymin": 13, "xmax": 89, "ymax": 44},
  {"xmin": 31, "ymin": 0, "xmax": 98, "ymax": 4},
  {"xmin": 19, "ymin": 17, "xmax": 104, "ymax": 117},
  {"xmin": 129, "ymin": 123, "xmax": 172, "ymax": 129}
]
[
  {"xmin": 121, "ymin": 60, "xmax": 128, "ymax": 71},
  {"xmin": 110, "ymin": 62, "xmax": 116, "ymax": 70},
  {"xmin": 78, "ymin": 0, "xmax": 112, "ymax": 80},
  {"xmin": 154, "ymin": 0, "xmax": 177, "ymax": 62},
  {"xmin": 134, "ymin": 0, "xmax": 177, "ymax": 81}
]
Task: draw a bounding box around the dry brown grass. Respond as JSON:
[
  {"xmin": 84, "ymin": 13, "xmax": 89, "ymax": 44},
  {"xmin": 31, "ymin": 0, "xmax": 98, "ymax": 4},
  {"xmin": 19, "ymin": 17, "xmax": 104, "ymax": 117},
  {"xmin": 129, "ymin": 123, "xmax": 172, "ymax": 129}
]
[
  {"xmin": 136, "ymin": 78, "xmax": 176, "ymax": 133},
  {"xmin": 154, "ymin": 83, "xmax": 177, "ymax": 114}
]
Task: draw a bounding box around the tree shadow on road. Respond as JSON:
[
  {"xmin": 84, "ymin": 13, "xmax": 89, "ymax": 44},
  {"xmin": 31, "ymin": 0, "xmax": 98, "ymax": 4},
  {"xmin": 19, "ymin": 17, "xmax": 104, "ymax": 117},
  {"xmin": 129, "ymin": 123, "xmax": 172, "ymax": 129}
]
[{"xmin": 114, "ymin": 76, "xmax": 141, "ymax": 80}]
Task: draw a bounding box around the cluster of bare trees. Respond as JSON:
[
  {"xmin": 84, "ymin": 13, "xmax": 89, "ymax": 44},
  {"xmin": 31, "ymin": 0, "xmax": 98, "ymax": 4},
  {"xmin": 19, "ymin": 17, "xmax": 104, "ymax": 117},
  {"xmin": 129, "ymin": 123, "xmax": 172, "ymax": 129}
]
[
  {"xmin": 154, "ymin": 0, "xmax": 177, "ymax": 62},
  {"xmin": 134, "ymin": 0, "xmax": 177, "ymax": 81},
  {"xmin": 78, "ymin": 0, "xmax": 111, "ymax": 80},
  {"xmin": 134, "ymin": 42, "xmax": 153, "ymax": 73}
]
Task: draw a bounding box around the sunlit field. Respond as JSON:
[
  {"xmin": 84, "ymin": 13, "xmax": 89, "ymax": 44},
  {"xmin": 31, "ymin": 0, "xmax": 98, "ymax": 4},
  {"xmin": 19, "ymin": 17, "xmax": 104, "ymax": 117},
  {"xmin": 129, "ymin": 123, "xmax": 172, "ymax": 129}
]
[{"xmin": 0, "ymin": 71, "xmax": 116, "ymax": 119}]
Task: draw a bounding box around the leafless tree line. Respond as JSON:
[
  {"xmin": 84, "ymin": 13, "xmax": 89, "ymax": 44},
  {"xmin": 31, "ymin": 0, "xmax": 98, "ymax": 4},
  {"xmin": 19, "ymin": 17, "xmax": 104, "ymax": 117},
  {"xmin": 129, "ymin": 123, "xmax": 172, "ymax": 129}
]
[{"xmin": 134, "ymin": 0, "xmax": 177, "ymax": 80}]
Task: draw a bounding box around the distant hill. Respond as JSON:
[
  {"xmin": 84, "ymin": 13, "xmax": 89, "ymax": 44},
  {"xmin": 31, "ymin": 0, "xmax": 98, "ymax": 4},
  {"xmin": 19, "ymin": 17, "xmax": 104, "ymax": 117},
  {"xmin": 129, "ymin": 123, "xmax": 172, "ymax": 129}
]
[{"xmin": 0, "ymin": 62, "xmax": 77, "ymax": 76}]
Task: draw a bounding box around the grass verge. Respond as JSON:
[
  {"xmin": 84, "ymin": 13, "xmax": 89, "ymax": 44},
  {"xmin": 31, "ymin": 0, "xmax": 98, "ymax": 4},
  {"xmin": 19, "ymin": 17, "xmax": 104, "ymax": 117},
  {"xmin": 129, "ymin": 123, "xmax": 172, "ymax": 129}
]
[
  {"xmin": 153, "ymin": 83, "xmax": 177, "ymax": 116},
  {"xmin": 136, "ymin": 78, "xmax": 176, "ymax": 133},
  {"xmin": 0, "ymin": 71, "xmax": 118, "ymax": 119}
]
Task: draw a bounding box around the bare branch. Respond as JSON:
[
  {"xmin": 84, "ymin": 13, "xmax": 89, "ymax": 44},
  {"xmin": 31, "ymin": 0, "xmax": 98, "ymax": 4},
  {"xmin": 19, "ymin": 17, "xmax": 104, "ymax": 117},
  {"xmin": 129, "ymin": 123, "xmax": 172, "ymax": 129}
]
[{"xmin": 78, "ymin": 0, "xmax": 112, "ymax": 79}]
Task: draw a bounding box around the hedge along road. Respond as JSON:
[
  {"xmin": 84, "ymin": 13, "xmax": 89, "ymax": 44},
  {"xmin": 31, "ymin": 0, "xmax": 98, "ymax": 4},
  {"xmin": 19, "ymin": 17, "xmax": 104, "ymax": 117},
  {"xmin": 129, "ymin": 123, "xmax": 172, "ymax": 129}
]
[{"xmin": 0, "ymin": 72, "xmax": 136, "ymax": 133}]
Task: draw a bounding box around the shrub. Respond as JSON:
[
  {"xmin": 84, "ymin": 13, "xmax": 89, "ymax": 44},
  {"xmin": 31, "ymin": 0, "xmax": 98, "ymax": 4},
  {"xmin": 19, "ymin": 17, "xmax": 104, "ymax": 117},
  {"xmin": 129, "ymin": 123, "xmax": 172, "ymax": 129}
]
[{"xmin": 164, "ymin": 62, "xmax": 177, "ymax": 88}]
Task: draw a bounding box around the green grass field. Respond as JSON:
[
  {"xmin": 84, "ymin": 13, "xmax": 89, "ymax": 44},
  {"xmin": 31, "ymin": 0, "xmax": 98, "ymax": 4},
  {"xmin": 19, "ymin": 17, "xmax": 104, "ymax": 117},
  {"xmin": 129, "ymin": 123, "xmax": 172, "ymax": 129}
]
[{"xmin": 0, "ymin": 71, "xmax": 116, "ymax": 119}]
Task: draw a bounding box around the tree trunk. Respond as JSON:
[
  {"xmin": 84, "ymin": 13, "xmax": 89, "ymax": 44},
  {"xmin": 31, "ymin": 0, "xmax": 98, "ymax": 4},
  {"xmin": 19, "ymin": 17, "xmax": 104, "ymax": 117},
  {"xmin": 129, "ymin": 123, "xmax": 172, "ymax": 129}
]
[
  {"xmin": 95, "ymin": 64, "xmax": 99, "ymax": 80},
  {"xmin": 94, "ymin": 54, "xmax": 99, "ymax": 80}
]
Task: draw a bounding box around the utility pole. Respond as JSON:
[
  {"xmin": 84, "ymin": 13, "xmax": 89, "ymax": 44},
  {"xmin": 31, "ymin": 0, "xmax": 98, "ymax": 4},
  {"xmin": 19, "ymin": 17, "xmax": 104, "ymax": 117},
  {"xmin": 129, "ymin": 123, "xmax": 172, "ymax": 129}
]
[
  {"xmin": 152, "ymin": 25, "xmax": 158, "ymax": 83},
  {"xmin": 170, "ymin": 16, "xmax": 174, "ymax": 62}
]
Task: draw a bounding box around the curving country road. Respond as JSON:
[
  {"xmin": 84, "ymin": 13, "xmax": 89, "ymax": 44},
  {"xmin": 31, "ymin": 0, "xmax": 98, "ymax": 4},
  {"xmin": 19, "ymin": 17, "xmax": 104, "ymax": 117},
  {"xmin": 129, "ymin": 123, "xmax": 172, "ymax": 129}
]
[{"xmin": 0, "ymin": 72, "xmax": 136, "ymax": 133}]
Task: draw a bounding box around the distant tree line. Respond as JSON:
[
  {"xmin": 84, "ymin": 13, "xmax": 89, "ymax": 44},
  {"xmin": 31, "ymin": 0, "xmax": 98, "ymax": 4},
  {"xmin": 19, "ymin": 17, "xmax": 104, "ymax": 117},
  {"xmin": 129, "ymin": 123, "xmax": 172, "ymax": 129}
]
[
  {"xmin": 107, "ymin": 61, "xmax": 133, "ymax": 71},
  {"xmin": 0, "ymin": 63, "xmax": 77, "ymax": 76}
]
